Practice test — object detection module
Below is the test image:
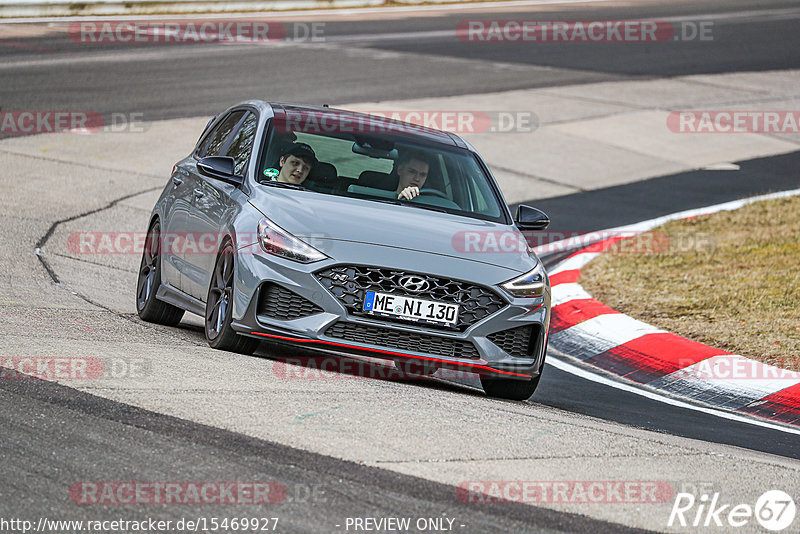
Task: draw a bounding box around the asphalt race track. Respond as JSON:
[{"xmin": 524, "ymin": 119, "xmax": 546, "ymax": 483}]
[
  {"xmin": 2, "ymin": 0, "xmax": 800, "ymax": 126},
  {"xmin": 2, "ymin": 0, "xmax": 800, "ymax": 532}
]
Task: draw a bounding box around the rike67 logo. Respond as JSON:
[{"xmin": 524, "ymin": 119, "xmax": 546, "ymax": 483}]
[{"xmin": 669, "ymin": 490, "xmax": 796, "ymax": 531}]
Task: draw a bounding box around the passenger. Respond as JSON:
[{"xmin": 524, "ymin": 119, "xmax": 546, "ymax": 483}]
[
  {"xmin": 267, "ymin": 143, "xmax": 317, "ymax": 185},
  {"xmin": 395, "ymin": 150, "xmax": 432, "ymax": 200}
]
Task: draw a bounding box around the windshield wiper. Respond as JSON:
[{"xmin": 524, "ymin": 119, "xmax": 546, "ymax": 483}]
[
  {"xmin": 259, "ymin": 180, "xmax": 307, "ymax": 191},
  {"xmin": 358, "ymin": 195, "xmax": 450, "ymax": 213},
  {"xmin": 403, "ymin": 202, "xmax": 448, "ymax": 214},
  {"xmin": 357, "ymin": 196, "xmax": 403, "ymax": 206}
]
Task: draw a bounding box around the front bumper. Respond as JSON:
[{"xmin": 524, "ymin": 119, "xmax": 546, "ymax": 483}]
[{"xmin": 231, "ymin": 247, "xmax": 550, "ymax": 381}]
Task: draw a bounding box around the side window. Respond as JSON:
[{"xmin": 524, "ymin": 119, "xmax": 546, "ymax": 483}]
[
  {"xmin": 197, "ymin": 110, "xmax": 246, "ymax": 158},
  {"xmin": 225, "ymin": 112, "xmax": 258, "ymax": 176}
]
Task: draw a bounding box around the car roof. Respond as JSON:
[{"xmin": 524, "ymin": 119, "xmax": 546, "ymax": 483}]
[{"xmin": 263, "ymin": 102, "xmax": 468, "ymax": 149}]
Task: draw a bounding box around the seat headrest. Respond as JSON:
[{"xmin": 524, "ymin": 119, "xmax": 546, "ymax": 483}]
[
  {"xmin": 310, "ymin": 161, "xmax": 337, "ymax": 182},
  {"xmin": 358, "ymin": 170, "xmax": 397, "ymax": 191}
]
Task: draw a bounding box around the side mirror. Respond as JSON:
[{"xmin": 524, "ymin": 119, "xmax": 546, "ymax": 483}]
[
  {"xmin": 197, "ymin": 156, "xmax": 243, "ymax": 185},
  {"xmin": 515, "ymin": 205, "xmax": 550, "ymax": 230}
]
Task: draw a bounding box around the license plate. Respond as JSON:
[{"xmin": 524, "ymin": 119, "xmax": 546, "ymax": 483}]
[{"xmin": 362, "ymin": 291, "xmax": 459, "ymax": 327}]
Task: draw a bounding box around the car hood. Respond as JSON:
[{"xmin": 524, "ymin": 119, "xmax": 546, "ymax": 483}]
[{"xmin": 248, "ymin": 188, "xmax": 538, "ymax": 274}]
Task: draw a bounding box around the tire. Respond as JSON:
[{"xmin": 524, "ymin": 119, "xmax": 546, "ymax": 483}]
[
  {"xmin": 204, "ymin": 240, "xmax": 260, "ymax": 355},
  {"xmin": 136, "ymin": 220, "xmax": 185, "ymax": 326},
  {"xmin": 480, "ymin": 375, "xmax": 541, "ymax": 401},
  {"xmin": 481, "ymin": 356, "xmax": 545, "ymax": 401}
]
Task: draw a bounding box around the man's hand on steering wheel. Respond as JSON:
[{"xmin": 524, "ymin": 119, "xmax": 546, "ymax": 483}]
[{"xmin": 398, "ymin": 186, "xmax": 421, "ymax": 200}]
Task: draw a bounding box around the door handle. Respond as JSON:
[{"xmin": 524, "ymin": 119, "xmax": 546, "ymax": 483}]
[
  {"xmin": 193, "ymin": 188, "xmax": 204, "ymax": 198},
  {"xmin": 171, "ymin": 176, "xmax": 183, "ymax": 186}
]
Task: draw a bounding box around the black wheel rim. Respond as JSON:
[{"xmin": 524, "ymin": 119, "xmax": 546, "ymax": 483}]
[
  {"xmin": 206, "ymin": 244, "xmax": 234, "ymax": 340},
  {"xmin": 136, "ymin": 223, "xmax": 159, "ymax": 311}
]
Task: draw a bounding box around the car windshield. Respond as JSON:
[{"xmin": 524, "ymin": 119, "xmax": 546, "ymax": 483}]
[{"xmin": 257, "ymin": 111, "xmax": 507, "ymax": 223}]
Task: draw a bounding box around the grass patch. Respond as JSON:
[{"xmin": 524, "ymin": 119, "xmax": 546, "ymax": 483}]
[{"xmin": 580, "ymin": 195, "xmax": 800, "ymax": 369}]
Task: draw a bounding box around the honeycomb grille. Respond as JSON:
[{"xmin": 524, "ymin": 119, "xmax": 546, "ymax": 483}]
[
  {"xmin": 316, "ymin": 265, "xmax": 506, "ymax": 331},
  {"xmin": 487, "ymin": 325, "xmax": 540, "ymax": 359},
  {"xmin": 325, "ymin": 321, "xmax": 480, "ymax": 360},
  {"xmin": 257, "ymin": 284, "xmax": 323, "ymax": 320}
]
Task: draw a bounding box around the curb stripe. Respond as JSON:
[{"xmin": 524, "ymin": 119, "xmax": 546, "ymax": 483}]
[
  {"xmin": 739, "ymin": 383, "xmax": 800, "ymax": 425},
  {"xmin": 549, "ymin": 298, "xmax": 620, "ymax": 333},
  {"xmin": 648, "ymin": 373, "xmax": 793, "ymax": 411},
  {"xmin": 551, "ymin": 283, "xmax": 593, "ymax": 306},
  {"xmin": 548, "ymin": 353, "xmax": 800, "ymax": 435},
  {"xmin": 549, "ymin": 252, "xmax": 599, "ymax": 275},
  {"xmin": 651, "ymin": 355, "xmax": 800, "ymax": 407},
  {"xmin": 549, "ymin": 314, "xmax": 665, "ymax": 360},
  {"xmin": 584, "ymin": 333, "xmax": 728, "ymax": 384},
  {"xmin": 548, "ymin": 269, "xmax": 581, "ymax": 287},
  {"xmin": 545, "ymin": 189, "xmax": 800, "ymax": 428}
]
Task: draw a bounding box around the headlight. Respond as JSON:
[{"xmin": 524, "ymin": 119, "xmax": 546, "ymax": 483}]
[
  {"xmin": 501, "ymin": 261, "xmax": 547, "ymax": 298},
  {"xmin": 257, "ymin": 217, "xmax": 327, "ymax": 263}
]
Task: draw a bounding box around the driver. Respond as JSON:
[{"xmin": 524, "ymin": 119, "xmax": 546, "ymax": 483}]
[
  {"xmin": 271, "ymin": 143, "xmax": 317, "ymax": 185},
  {"xmin": 395, "ymin": 150, "xmax": 432, "ymax": 200}
]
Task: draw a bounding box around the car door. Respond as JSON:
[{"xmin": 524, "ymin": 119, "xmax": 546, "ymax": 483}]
[
  {"xmin": 160, "ymin": 162, "xmax": 193, "ymax": 290},
  {"xmin": 184, "ymin": 110, "xmax": 258, "ymax": 301},
  {"xmin": 171, "ymin": 110, "xmax": 247, "ymax": 298}
]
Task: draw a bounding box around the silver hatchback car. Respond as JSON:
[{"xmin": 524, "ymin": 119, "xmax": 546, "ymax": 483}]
[{"xmin": 136, "ymin": 101, "xmax": 551, "ymax": 400}]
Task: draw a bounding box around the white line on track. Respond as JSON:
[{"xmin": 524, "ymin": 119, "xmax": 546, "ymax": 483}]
[
  {"xmin": 545, "ymin": 188, "xmax": 800, "ymax": 436},
  {"xmin": 534, "ymin": 188, "xmax": 800, "ymax": 256},
  {"xmin": 547, "ymin": 353, "xmax": 800, "ymax": 436}
]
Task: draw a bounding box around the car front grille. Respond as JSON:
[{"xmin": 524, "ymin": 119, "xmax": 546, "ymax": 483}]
[
  {"xmin": 257, "ymin": 283, "xmax": 323, "ymax": 320},
  {"xmin": 315, "ymin": 265, "xmax": 506, "ymax": 331},
  {"xmin": 487, "ymin": 325, "xmax": 540, "ymax": 359},
  {"xmin": 325, "ymin": 321, "xmax": 480, "ymax": 360}
]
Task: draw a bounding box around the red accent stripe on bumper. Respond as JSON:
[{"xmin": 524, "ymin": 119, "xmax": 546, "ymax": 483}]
[{"xmin": 250, "ymin": 331, "xmax": 533, "ymax": 378}]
